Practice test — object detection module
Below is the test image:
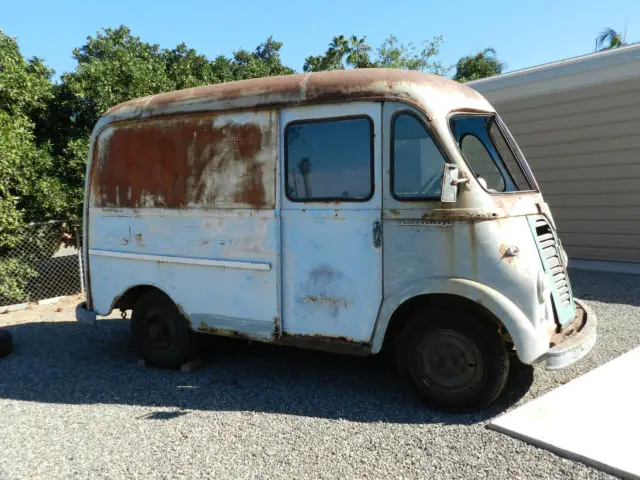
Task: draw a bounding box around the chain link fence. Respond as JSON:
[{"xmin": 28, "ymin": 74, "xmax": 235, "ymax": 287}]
[{"xmin": 0, "ymin": 220, "xmax": 84, "ymax": 307}]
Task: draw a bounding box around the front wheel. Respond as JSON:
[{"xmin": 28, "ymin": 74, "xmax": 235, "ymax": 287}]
[
  {"xmin": 396, "ymin": 308, "xmax": 509, "ymax": 411},
  {"xmin": 131, "ymin": 290, "xmax": 195, "ymax": 369}
]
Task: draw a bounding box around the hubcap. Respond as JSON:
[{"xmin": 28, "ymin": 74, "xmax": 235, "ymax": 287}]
[
  {"xmin": 145, "ymin": 309, "xmax": 176, "ymax": 351},
  {"xmin": 419, "ymin": 330, "xmax": 483, "ymax": 392}
]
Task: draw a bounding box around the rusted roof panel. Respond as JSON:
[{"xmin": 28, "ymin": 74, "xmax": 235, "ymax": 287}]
[{"xmin": 104, "ymin": 69, "xmax": 490, "ymax": 122}]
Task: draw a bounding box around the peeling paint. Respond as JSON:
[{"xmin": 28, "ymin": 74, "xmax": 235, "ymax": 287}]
[
  {"xmin": 302, "ymin": 295, "xmax": 351, "ymax": 317},
  {"xmin": 91, "ymin": 112, "xmax": 276, "ymax": 210}
]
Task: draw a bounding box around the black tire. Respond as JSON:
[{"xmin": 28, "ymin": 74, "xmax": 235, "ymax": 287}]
[
  {"xmin": 131, "ymin": 290, "xmax": 194, "ymax": 369},
  {"xmin": 396, "ymin": 308, "xmax": 509, "ymax": 411},
  {"xmin": 0, "ymin": 329, "xmax": 13, "ymax": 357}
]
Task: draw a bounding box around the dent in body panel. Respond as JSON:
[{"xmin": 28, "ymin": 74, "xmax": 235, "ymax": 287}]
[
  {"xmin": 90, "ymin": 111, "xmax": 276, "ymax": 210},
  {"xmin": 299, "ymin": 265, "xmax": 353, "ymax": 318},
  {"xmin": 281, "ymin": 208, "xmax": 382, "ymax": 342}
]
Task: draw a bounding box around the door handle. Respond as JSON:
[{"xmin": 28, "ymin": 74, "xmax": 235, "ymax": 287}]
[{"xmin": 373, "ymin": 220, "xmax": 382, "ymax": 248}]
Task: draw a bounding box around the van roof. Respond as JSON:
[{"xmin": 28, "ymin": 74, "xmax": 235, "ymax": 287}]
[{"xmin": 104, "ymin": 68, "xmax": 490, "ymax": 122}]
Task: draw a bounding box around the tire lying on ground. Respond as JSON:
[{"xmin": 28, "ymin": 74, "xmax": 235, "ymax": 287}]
[{"xmin": 0, "ymin": 329, "xmax": 13, "ymax": 357}]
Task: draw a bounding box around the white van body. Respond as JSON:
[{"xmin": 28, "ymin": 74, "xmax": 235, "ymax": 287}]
[{"xmin": 77, "ymin": 69, "xmax": 596, "ymax": 410}]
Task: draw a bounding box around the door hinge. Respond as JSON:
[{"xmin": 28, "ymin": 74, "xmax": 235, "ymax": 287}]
[{"xmin": 373, "ymin": 220, "xmax": 382, "ymax": 248}]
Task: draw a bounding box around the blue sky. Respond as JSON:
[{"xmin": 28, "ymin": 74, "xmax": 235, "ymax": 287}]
[{"xmin": 3, "ymin": 0, "xmax": 640, "ymax": 79}]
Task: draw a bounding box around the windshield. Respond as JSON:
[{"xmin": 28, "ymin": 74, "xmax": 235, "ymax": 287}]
[{"xmin": 449, "ymin": 114, "xmax": 537, "ymax": 193}]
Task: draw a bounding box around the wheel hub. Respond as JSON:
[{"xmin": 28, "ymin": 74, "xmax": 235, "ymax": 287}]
[
  {"xmin": 146, "ymin": 311, "xmax": 175, "ymax": 350},
  {"xmin": 420, "ymin": 330, "xmax": 483, "ymax": 391}
]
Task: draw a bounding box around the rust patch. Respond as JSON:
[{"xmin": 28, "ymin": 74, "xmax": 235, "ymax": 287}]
[
  {"xmin": 273, "ymin": 316, "xmax": 281, "ymax": 338},
  {"xmin": 277, "ymin": 332, "xmax": 370, "ymax": 356},
  {"xmin": 233, "ymin": 159, "xmax": 265, "ymax": 208},
  {"xmin": 550, "ymin": 304, "xmax": 586, "ymax": 347},
  {"xmin": 302, "ymin": 295, "xmax": 351, "ymax": 315},
  {"xmin": 106, "ymin": 69, "xmax": 486, "ymax": 117},
  {"xmin": 300, "ymin": 266, "xmax": 351, "ymax": 317},
  {"xmin": 416, "ymin": 194, "xmax": 543, "ymax": 222},
  {"xmin": 197, "ymin": 321, "xmax": 253, "ymax": 340},
  {"xmin": 498, "ymin": 243, "xmax": 522, "ymax": 266},
  {"xmin": 92, "ymin": 116, "xmax": 274, "ymax": 209},
  {"xmin": 135, "ymin": 233, "xmax": 144, "ymax": 246},
  {"xmin": 469, "ymin": 222, "xmax": 478, "ymax": 280}
]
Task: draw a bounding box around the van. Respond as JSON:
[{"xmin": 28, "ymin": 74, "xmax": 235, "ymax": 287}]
[{"xmin": 77, "ymin": 69, "xmax": 596, "ymax": 410}]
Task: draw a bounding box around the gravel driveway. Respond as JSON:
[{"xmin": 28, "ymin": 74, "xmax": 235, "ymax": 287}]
[{"xmin": 0, "ymin": 268, "xmax": 638, "ymax": 480}]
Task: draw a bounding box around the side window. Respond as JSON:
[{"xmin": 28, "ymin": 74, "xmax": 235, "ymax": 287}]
[
  {"xmin": 392, "ymin": 113, "xmax": 446, "ymax": 199},
  {"xmin": 285, "ymin": 117, "xmax": 373, "ymax": 201},
  {"xmin": 459, "ymin": 134, "xmax": 506, "ymax": 192}
]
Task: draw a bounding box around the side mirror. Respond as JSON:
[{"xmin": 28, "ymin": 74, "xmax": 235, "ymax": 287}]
[{"xmin": 441, "ymin": 164, "xmax": 467, "ymax": 203}]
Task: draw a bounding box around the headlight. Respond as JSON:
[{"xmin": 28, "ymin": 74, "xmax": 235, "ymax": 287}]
[{"xmin": 537, "ymin": 270, "xmax": 551, "ymax": 304}]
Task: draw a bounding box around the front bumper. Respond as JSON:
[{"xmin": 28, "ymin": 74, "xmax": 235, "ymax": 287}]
[
  {"xmin": 544, "ymin": 299, "xmax": 597, "ymax": 370},
  {"xmin": 76, "ymin": 301, "xmax": 97, "ymax": 325}
]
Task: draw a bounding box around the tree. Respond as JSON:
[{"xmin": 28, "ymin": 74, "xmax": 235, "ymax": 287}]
[
  {"xmin": 0, "ymin": 30, "xmax": 65, "ymax": 229},
  {"xmin": 0, "ymin": 30, "xmax": 68, "ymax": 303},
  {"xmin": 376, "ymin": 35, "xmax": 445, "ymax": 73},
  {"xmin": 230, "ymin": 36, "xmax": 294, "ymax": 80},
  {"xmin": 595, "ymin": 27, "xmax": 626, "ymax": 51},
  {"xmin": 453, "ymin": 48, "xmax": 503, "ymax": 83},
  {"xmin": 304, "ymin": 34, "xmax": 446, "ymax": 74}
]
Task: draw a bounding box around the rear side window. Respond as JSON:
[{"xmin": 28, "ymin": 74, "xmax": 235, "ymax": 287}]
[
  {"xmin": 285, "ymin": 117, "xmax": 373, "ymax": 201},
  {"xmin": 392, "ymin": 113, "xmax": 447, "ymax": 199}
]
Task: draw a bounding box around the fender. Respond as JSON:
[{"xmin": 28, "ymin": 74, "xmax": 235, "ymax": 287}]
[
  {"xmin": 95, "ymin": 281, "xmax": 167, "ymax": 316},
  {"xmin": 370, "ymin": 277, "xmax": 549, "ymax": 365}
]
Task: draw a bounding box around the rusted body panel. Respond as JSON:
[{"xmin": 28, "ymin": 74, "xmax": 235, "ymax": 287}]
[
  {"xmin": 105, "ymin": 69, "xmax": 489, "ymax": 121},
  {"xmin": 91, "ymin": 111, "xmax": 276, "ymax": 210},
  {"xmin": 86, "ymin": 109, "xmax": 281, "ymax": 338}
]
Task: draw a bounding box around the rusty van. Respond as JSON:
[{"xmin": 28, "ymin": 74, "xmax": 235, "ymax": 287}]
[{"xmin": 76, "ymin": 69, "xmax": 597, "ymax": 410}]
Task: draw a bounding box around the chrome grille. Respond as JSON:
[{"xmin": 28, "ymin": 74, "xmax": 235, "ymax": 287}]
[{"xmin": 535, "ymin": 218, "xmax": 571, "ymax": 307}]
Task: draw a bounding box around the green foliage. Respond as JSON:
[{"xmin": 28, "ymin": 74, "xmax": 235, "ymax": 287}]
[
  {"xmin": 0, "ymin": 256, "xmax": 38, "ymax": 304},
  {"xmin": 0, "ymin": 31, "xmax": 53, "ymax": 119},
  {"xmin": 453, "ymin": 48, "xmax": 503, "ymax": 83},
  {"xmin": 595, "ymin": 27, "xmax": 626, "ymax": 51},
  {"xmin": 304, "ymin": 34, "xmax": 446, "ymax": 73}
]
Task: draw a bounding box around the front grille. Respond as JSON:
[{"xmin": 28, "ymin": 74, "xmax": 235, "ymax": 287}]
[{"xmin": 535, "ymin": 218, "xmax": 571, "ymax": 307}]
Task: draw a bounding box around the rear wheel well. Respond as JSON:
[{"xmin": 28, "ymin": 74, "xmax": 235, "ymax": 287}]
[
  {"xmin": 112, "ymin": 285, "xmax": 165, "ymax": 312},
  {"xmin": 382, "ymin": 293, "xmax": 507, "ymax": 352}
]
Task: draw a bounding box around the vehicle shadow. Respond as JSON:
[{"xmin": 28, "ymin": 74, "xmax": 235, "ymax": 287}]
[
  {"xmin": 569, "ymin": 268, "xmax": 640, "ymax": 307},
  {"xmin": 0, "ymin": 318, "xmax": 533, "ymax": 425}
]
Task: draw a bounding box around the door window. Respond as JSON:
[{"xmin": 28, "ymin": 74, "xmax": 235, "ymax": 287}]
[
  {"xmin": 285, "ymin": 116, "xmax": 373, "ymax": 201},
  {"xmin": 392, "ymin": 113, "xmax": 447, "ymax": 199}
]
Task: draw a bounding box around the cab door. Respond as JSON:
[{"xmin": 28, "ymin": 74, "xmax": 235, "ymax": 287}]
[{"xmin": 280, "ymin": 103, "xmax": 383, "ymax": 342}]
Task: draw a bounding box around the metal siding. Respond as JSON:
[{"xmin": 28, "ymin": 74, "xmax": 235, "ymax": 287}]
[{"xmin": 483, "ymin": 79, "xmax": 640, "ymax": 263}]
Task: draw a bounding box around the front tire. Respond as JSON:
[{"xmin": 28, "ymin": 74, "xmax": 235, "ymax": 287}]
[
  {"xmin": 396, "ymin": 308, "xmax": 509, "ymax": 411},
  {"xmin": 131, "ymin": 290, "xmax": 194, "ymax": 369}
]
